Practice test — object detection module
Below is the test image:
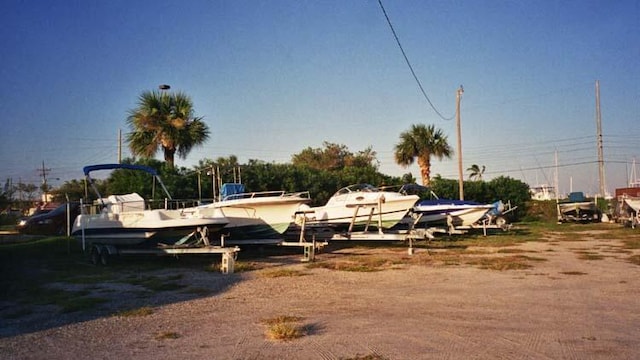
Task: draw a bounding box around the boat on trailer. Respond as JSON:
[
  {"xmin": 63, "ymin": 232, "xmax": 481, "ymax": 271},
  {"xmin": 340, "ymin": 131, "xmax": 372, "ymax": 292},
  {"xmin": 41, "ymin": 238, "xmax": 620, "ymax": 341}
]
[
  {"xmin": 299, "ymin": 184, "xmax": 419, "ymax": 231},
  {"xmin": 71, "ymin": 164, "xmax": 229, "ymax": 248},
  {"xmin": 557, "ymin": 192, "xmax": 600, "ymax": 223},
  {"xmin": 195, "ymin": 183, "xmax": 311, "ymax": 244},
  {"xmin": 412, "ymin": 198, "xmax": 494, "ymax": 227}
]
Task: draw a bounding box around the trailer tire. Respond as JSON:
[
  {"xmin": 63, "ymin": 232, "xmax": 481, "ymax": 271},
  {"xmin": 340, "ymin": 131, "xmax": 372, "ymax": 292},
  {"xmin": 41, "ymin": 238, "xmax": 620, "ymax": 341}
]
[
  {"xmin": 90, "ymin": 245, "xmax": 100, "ymax": 266},
  {"xmin": 99, "ymin": 250, "xmax": 109, "ymax": 266}
]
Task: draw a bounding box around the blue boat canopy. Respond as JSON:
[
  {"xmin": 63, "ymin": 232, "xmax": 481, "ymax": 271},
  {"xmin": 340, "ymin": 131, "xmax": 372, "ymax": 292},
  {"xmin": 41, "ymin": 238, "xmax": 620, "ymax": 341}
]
[
  {"xmin": 83, "ymin": 163, "xmax": 158, "ymax": 176},
  {"xmin": 220, "ymin": 183, "xmax": 245, "ymax": 199}
]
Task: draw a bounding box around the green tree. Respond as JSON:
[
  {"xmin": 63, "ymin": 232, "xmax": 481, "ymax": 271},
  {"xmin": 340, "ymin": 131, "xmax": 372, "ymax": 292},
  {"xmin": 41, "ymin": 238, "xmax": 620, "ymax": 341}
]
[
  {"xmin": 126, "ymin": 90, "xmax": 209, "ymax": 167},
  {"xmin": 394, "ymin": 124, "xmax": 453, "ymax": 186},
  {"xmin": 291, "ymin": 142, "xmax": 378, "ymax": 171},
  {"xmin": 467, "ymin": 164, "xmax": 485, "ymax": 181}
]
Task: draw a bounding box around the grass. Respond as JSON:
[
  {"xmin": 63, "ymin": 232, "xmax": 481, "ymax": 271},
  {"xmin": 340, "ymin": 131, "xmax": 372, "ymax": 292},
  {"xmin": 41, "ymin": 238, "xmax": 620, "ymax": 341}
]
[
  {"xmin": 261, "ymin": 315, "xmax": 306, "ymax": 341},
  {"xmin": 627, "ymin": 255, "xmax": 640, "ymax": 266},
  {"xmin": 116, "ymin": 306, "xmax": 155, "ymax": 317},
  {"xmin": 155, "ymin": 331, "xmax": 181, "ymax": 340},
  {"xmin": 341, "ymin": 355, "xmax": 389, "ymax": 360},
  {"xmin": 465, "ymin": 255, "xmax": 546, "ymax": 271},
  {"xmin": 575, "ymin": 251, "xmax": 606, "ymax": 260},
  {"xmin": 0, "ymin": 236, "xmax": 224, "ymax": 319},
  {"xmin": 560, "ymin": 271, "xmax": 588, "ymax": 275},
  {"xmin": 307, "ymin": 255, "xmax": 404, "ymax": 272},
  {"xmin": 259, "ymin": 268, "xmax": 309, "ymax": 278}
]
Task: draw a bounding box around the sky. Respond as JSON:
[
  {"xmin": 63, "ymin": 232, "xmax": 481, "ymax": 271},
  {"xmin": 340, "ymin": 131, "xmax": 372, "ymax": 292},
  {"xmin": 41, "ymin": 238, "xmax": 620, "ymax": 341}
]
[{"xmin": 1, "ymin": 0, "xmax": 639, "ymax": 198}]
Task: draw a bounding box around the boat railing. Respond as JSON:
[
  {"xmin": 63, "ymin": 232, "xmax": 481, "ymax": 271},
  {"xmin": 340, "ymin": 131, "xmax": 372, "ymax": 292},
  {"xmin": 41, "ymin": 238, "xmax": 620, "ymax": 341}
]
[
  {"xmin": 80, "ymin": 197, "xmax": 202, "ymax": 215},
  {"xmin": 222, "ymin": 190, "xmax": 311, "ymax": 201}
]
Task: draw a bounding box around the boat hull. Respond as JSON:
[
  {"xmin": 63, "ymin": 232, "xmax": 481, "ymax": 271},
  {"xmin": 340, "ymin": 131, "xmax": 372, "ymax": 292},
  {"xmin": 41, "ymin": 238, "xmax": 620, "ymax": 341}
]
[
  {"xmin": 557, "ymin": 201, "xmax": 600, "ymax": 222},
  {"xmin": 72, "ymin": 209, "xmax": 228, "ymax": 247},
  {"xmin": 196, "ymin": 195, "xmax": 310, "ymax": 243},
  {"xmin": 305, "ymin": 188, "xmax": 419, "ymax": 230},
  {"xmin": 412, "ymin": 200, "xmax": 493, "ymax": 227}
]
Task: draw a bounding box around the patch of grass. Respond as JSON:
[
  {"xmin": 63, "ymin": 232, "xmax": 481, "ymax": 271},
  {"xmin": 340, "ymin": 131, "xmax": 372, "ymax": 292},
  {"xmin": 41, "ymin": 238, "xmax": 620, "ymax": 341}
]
[
  {"xmin": 120, "ymin": 275, "xmax": 185, "ymax": 292},
  {"xmin": 59, "ymin": 296, "xmax": 108, "ymax": 313},
  {"xmin": 307, "ymin": 256, "xmax": 403, "ymax": 272},
  {"xmin": 575, "ymin": 251, "xmax": 605, "ymax": 260},
  {"xmin": 497, "ymin": 248, "xmax": 529, "ymax": 254},
  {"xmin": 560, "ymin": 271, "xmax": 588, "ymax": 275},
  {"xmin": 4, "ymin": 307, "xmax": 34, "ymax": 319},
  {"xmin": 261, "ymin": 315, "xmax": 306, "ymax": 341},
  {"xmin": 465, "ymin": 255, "xmax": 545, "ymax": 271},
  {"xmin": 183, "ymin": 286, "xmax": 212, "ymax": 296},
  {"xmin": 341, "ymin": 355, "xmax": 389, "ymax": 360},
  {"xmin": 627, "ymin": 255, "xmax": 640, "ymax": 266},
  {"xmin": 228, "ymin": 261, "xmax": 262, "ymax": 272},
  {"xmin": 117, "ymin": 306, "xmax": 154, "ymax": 317},
  {"xmin": 259, "ymin": 269, "xmax": 308, "ymax": 278},
  {"xmin": 155, "ymin": 331, "xmax": 180, "ymax": 340}
]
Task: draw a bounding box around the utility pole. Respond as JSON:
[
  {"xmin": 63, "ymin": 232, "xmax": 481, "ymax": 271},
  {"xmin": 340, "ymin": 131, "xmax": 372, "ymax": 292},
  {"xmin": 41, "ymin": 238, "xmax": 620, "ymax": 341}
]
[
  {"xmin": 595, "ymin": 80, "xmax": 605, "ymax": 197},
  {"xmin": 37, "ymin": 161, "xmax": 51, "ymax": 202},
  {"xmin": 118, "ymin": 129, "xmax": 122, "ymax": 164},
  {"xmin": 456, "ymin": 85, "xmax": 464, "ymax": 200}
]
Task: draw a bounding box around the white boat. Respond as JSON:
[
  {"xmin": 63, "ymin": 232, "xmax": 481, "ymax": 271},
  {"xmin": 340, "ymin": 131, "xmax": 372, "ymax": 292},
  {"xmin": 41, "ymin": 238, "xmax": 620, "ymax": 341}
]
[
  {"xmin": 530, "ymin": 184, "xmax": 557, "ymax": 201},
  {"xmin": 195, "ymin": 183, "xmax": 311, "ymax": 244},
  {"xmin": 412, "ymin": 198, "xmax": 494, "ymax": 227},
  {"xmin": 72, "ymin": 164, "xmax": 229, "ymax": 247},
  {"xmin": 557, "ymin": 192, "xmax": 600, "ymax": 223},
  {"xmin": 301, "ymin": 184, "xmax": 419, "ymax": 230},
  {"xmin": 623, "ymin": 196, "xmax": 640, "ymax": 213}
]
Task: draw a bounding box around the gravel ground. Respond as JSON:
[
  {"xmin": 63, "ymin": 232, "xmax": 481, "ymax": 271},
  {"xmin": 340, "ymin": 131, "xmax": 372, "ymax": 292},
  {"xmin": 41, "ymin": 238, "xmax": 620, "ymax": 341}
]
[{"xmin": 1, "ymin": 229, "xmax": 640, "ymax": 359}]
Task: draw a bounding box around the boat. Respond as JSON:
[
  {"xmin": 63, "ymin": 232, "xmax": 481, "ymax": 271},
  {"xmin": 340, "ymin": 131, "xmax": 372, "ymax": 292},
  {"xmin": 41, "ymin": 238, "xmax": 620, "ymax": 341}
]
[
  {"xmin": 71, "ymin": 164, "xmax": 229, "ymax": 247},
  {"xmin": 530, "ymin": 184, "xmax": 558, "ymax": 201},
  {"xmin": 195, "ymin": 183, "xmax": 311, "ymax": 244},
  {"xmin": 557, "ymin": 191, "xmax": 600, "ymax": 223},
  {"xmin": 412, "ymin": 198, "xmax": 494, "ymax": 227},
  {"xmin": 300, "ymin": 184, "xmax": 419, "ymax": 230}
]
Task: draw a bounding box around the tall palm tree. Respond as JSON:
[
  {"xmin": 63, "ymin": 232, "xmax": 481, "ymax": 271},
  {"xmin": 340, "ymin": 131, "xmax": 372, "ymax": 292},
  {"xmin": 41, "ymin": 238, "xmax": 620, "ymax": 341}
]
[
  {"xmin": 126, "ymin": 90, "xmax": 209, "ymax": 167},
  {"xmin": 394, "ymin": 124, "xmax": 453, "ymax": 186},
  {"xmin": 467, "ymin": 164, "xmax": 485, "ymax": 181}
]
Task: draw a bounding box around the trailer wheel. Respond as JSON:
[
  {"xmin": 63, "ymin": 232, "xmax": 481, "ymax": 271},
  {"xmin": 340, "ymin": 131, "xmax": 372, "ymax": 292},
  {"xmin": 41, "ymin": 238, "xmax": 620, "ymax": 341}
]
[
  {"xmin": 99, "ymin": 250, "xmax": 109, "ymax": 266},
  {"xmin": 90, "ymin": 245, "xmax": 100, "ymax": 266}
]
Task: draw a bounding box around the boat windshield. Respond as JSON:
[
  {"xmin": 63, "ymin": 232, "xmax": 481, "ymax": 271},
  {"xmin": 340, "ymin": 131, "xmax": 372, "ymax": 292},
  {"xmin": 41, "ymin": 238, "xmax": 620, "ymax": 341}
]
[{"xmin": 335, "ymin": 184, "xmax": 378, "ymax": 195}]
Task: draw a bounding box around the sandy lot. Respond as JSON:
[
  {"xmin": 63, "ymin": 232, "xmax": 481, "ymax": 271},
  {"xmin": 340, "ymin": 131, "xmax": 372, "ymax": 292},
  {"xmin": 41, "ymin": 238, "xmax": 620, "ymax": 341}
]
[{"xmin": 1, "ymin": 227, "xmax": 640, "ymax": 359}]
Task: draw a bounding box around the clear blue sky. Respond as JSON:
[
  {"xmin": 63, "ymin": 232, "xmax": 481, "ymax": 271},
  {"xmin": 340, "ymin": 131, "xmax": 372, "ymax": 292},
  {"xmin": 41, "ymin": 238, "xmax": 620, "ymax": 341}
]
[{"xmin": 1, "ymin": 0, "xmax": 638, "ymax": 197}]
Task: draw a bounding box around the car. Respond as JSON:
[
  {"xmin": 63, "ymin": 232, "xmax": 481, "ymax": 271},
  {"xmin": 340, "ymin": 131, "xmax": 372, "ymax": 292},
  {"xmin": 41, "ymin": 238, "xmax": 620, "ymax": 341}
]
[{"xmin": 16, "ymin": 202, "xmax": 81, "ymax": 236}]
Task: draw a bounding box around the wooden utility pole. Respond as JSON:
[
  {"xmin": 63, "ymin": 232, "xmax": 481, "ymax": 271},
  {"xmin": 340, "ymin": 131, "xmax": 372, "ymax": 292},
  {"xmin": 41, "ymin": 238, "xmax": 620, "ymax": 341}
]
[
  {"xmin": 456, "ymin": 85, "xmax": 464, "ymax": 200},
  {"xmin": 118, "ymin": 129, "xmax": 122, "ymax": 164},
  {"xmin": 37, "ymin": 161, "xmax": 51, "ymax": 201},
  {"xmin": 595, "ymin": 80, "xmax": 605, "ymax": 197}
]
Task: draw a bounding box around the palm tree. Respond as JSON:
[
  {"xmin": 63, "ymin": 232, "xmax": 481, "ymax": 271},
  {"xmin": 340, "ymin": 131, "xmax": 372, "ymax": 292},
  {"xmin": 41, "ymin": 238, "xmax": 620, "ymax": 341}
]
[
  {"xmin": 467, "ymin": 164, "xmax": 485, "ymax": 181},
  {"xmin": 126, "ymin": 90, "xmax": 209, "ymax": 167},
  {"xmin": 394, "ymin": 124, "xmax": 453, "ymax": 186}
]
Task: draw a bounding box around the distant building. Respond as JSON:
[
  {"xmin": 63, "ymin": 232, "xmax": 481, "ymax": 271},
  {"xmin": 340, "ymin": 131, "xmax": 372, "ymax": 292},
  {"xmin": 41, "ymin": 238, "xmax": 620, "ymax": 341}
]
[{"xmin": 530, "ymin": 184, "xmax": 557, "ymax": 201}]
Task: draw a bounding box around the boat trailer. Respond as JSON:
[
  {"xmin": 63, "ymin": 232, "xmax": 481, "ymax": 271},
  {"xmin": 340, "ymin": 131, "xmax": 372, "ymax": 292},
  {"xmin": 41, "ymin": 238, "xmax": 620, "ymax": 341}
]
[{"xmin": 85, "ymin": 227, "xmax": 240, "ymax": 274}]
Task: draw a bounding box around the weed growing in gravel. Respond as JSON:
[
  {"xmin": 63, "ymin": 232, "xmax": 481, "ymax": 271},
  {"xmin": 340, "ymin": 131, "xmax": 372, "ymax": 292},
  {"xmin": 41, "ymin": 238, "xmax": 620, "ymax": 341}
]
[
  {"xmin": 261, "ymin": 315, "xmax": 306, "ymax": 341},
  {"xmin": 341, "ymin": 354, "xmax": 389, "ymax": 360},
  {"xmin": 627, "ymin": 255, "xmax": 640, "ymax": 266},
  {"xmin": 576, "ymin": 251, "xmax": 605, "ymax": 260},
  {"xmin": 465, "ymin": 255, "xmax": 545, "ymax": 271},
  {"xmin": 155, "ymin": 331, "xmax": 180, "ymax": 340},
  {"xmin": 117, "ymin": 306, "xmax": 154, "ymax": 317},
  {"xmin": 259, "ymin": 269, "xmax": 309, "ymax": 278},
  {"xmin": 560, "ymin": 271, "xmax": 588, "ymax": 275},
  {"xmin": 307, "ymin": 256, "xmax": 404, "ymax": 272}
]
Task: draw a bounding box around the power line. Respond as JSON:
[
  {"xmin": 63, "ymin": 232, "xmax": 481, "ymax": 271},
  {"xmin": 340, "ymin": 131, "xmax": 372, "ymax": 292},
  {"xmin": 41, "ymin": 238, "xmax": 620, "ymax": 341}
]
[{"xmin": 376, "ymin": 0, "xmax": 454, "ymax": 121}]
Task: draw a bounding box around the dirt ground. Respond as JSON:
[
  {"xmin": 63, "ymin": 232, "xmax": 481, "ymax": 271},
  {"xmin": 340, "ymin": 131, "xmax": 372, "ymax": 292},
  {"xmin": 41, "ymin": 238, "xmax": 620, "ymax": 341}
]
[{"xmin": 1, "ymin": 228, "xmax": 640, "ymax": 359}]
